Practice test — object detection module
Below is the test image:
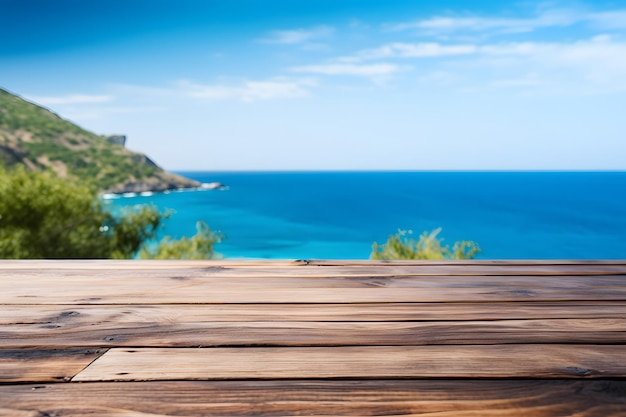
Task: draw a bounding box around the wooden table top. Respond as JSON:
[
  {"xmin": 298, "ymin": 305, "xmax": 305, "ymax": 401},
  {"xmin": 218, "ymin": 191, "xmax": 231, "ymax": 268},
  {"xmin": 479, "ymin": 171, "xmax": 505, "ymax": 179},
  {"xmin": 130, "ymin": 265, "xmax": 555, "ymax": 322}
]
[{"xmin": 1, "ymin": 260, "xmax": 625, "ymax": 416}]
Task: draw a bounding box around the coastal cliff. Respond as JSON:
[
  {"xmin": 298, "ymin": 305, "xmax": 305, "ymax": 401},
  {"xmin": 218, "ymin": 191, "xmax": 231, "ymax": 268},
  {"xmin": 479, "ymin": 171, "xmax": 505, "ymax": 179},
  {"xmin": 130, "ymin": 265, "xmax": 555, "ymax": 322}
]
[{"xmin": 0, "ymin": 87, "xmax": 199, "ymax": 193}]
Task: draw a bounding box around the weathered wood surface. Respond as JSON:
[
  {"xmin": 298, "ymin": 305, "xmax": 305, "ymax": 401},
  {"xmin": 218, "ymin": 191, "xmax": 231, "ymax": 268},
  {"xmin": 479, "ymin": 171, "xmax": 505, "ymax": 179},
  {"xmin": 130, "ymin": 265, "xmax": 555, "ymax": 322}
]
[
  {"xmin": 1, "ymin": 260, "xmax": 625, "ymax": 416},
  {"xmin": 4, "ymin": 301, "xmax": 626, "ymax": 323},
  {"xmin": 4, "ymin": 272, "xmax": 626, "ymax": 304},
  {"xmin": 72, "ymin": 345, "xmax": 626, "ymax": 381},
  {"xmin": 2, "ymin": 380, "xmax": 626, "ymax": 417},
  {"xmin": 0, "ymin": 348, "xmax": 105, "ymax": 383},
  {"xmin": 3, "ymin": 318, "xmax": 626, "ymax": 348}
]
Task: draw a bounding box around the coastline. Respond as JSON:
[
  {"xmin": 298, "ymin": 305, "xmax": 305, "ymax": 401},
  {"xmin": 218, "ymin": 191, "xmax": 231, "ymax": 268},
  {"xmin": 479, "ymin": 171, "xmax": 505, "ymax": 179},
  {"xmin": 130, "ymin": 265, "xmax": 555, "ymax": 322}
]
[{"xmin": 101, "ymin": 181, "xmax": 227, "ymax": 199}]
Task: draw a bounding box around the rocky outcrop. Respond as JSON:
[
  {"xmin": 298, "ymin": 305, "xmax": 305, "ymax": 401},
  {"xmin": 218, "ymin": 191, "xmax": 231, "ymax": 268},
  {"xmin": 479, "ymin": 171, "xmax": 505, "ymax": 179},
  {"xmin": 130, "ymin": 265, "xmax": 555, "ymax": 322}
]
[
  {"xmin": 131, "ymin": 153, "xmax": 159, "ymax": 168},
  {"xmin": 103, "ymin": 172, "xmax": 200, "ymax": 194},
  {"xmin": 106, "ymin": 135, "xmax": 127, "ymax": 146}
]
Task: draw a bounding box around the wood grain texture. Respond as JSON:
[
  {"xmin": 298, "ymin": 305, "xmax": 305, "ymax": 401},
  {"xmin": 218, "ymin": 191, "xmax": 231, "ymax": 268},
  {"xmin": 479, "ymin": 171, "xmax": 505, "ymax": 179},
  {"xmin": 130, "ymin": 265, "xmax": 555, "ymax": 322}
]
[
  {"xmin": 1, "ymin": 380, "xmax": 625, "ymax": 416},
  {"xmin": 2, "ymin": 318, "xmax": 625, "ymax": 348},
  {"xmin": 3, "ymin": 268, "xmax": 626, "ymax": 289},
  {"xmin": 4, "ymin": 302, "xmax": 626, "ymax": 324},
  {"xmin": 307, "ymin": 259, "xmax": 626, "ymax": 266},
  {"xmin": 0, "ymin": 348, "xmax": 106, "ymax": 383},
  {"xmin": 1, "ymin": 263, "xmax": 625, "ymax": 277},
  {"xmin": 1, "ymin": 259, "xmax": 624, "ymax": 268},
  {"xmin": 2, "ymin": 260, "xmax": 626, "ymax": 415},
  {"xmin": 0, "ymin": 260, "xmax": 306, "ymax": 269},
  {"xmin": 73, "ymin": 345, "xmax": 626, "ymax": 381},
  {"xmin": 3, "ymin": 274, "xmax": 626, "ymax": 304}
]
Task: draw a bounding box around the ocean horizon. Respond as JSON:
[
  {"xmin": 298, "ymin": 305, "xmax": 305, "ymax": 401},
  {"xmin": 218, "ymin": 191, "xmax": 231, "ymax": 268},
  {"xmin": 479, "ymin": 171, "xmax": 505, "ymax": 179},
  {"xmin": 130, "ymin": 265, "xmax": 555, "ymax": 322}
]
[{"xmin": 106, "ymin": 171, "xmax": 626, "ymax": 260}]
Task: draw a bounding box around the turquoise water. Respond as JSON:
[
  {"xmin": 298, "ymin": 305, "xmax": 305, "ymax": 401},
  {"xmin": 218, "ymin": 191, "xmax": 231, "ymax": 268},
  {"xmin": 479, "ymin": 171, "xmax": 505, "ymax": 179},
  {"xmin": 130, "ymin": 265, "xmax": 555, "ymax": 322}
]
[{"xmin": 106, "ymin": 171, "xmax": 626, "ymax": 259}]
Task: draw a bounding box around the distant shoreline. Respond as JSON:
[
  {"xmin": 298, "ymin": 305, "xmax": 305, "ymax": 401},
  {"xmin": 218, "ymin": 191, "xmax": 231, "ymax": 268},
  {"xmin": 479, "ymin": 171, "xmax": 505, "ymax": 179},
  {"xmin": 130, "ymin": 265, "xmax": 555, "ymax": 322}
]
[{"xmin": 101, "ymin": 182, "xmax": 227, "ymax": 199}]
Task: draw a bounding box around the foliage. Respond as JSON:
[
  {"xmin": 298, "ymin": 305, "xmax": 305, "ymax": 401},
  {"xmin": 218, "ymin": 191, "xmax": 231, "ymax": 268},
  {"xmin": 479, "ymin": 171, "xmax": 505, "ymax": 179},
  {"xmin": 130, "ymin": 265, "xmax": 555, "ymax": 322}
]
[
  {"xmin": 140, "ymin": 221, "xmax": 222, "ymax": 260},
  {"xmin": 1, "ymin": 167, "xmax": 105, "ymax": 258},
  {"xmin": 106, "ymin": 205, "xmax": 166, "ymax": 259},
  {"xmin": 0, "ymin": 167, "xmax": 218, "ymax": 259},
  {"xmin": 371, "ymin": 228, "xmax": 481, "ymax": 260}
]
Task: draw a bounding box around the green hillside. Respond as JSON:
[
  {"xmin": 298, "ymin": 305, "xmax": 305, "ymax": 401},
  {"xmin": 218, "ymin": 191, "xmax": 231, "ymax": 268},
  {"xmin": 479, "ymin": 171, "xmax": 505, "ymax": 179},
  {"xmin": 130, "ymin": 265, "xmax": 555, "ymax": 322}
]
[{"xmin": 0, "ymin": 87, "xmax": 199, "ymax": 193}]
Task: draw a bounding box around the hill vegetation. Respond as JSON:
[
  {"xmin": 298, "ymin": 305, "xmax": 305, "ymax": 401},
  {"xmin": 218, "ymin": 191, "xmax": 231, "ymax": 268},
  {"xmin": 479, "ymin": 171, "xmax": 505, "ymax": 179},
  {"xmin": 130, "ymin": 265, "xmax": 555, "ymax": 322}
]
[{"xmin": 0, "ymin": 87, "xmax": 198, "ymax": 193}]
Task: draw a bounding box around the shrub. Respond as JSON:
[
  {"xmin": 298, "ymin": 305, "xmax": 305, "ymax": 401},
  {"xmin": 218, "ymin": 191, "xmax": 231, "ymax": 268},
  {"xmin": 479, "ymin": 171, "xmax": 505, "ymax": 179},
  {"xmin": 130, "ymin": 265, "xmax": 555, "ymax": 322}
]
[
  {"xmin": 140, "ymin": 221, "xmax": 222, "ymax": 260},
  {"xmin": 371, "ymin": 228, "xmax": 480, "ymax": 260}
]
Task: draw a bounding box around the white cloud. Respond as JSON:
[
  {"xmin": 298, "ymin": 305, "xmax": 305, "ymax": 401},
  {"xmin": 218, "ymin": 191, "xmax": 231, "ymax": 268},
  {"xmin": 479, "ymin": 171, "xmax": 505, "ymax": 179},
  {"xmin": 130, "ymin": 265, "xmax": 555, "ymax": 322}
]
[
  {"xmin": 468, "ymin": 37, "xmax": 626, "ymax": 92},
  {"xmin": 60, "ymin": 106, "xmax": 165, "ymax": 121},
  {"xmin": 109, "ymin": 83, "xmax": 177, "ymax": 97},
  {"xmin": 418, "ymin": 71, "xmax": 463, "ymax": 85},
  {"xmin": 258, "ymin": 26, "xmax": 334, "ymax": 45},
  {"xmin": 481, "ymin": 37, "xmax": 626, "ymax": 63},
  {"xmin": 392, "ymin": 8, "xmax": 626, "ymax": 34},
  {"xmin": 329, "ymin": 35, "xmax": 626, "ymax": 93},
  {"xmin": 26, "ymin": 94, "xmax": 114, "ymax": 105},
  {"xmin": 341, "ymin": 42, "xmax": 478, "ymax": 62},
  {"xmin": 178, "ymin": 78, "xmax": 315, "ymax": 102},
  {"xmin": 290, "ymin": 63, "xmax": 403, "ymax": 77},
  {"xmin": 393, "ymin": 9, "xmax": 578, "ymax": 33},
  {"xmin": 491, "ymin": 73, "xmax": 542, "ymax": 88}
]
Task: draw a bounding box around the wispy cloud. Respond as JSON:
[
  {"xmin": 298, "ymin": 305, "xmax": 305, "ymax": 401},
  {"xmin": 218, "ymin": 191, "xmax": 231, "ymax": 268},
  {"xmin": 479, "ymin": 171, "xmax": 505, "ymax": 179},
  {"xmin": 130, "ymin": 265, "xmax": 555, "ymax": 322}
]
[
  {"xmin": 392, "ymin": 8, "xmax": 626, "ymax": 34},
  {"xmin": 290, "ymin": 63, "xmax": 403, "ymax": 77},
  {"xmin": 258, "ymin": 26, "xmax": 334, "ymax": 45},
  {"xmin": 60, "ymin": 106, "xmax": 165, "ymax": 121},
  {"xmin": 327, "ymin": 35, "xmax": 626, "ymax": 93},
  {"xmin": 491, "ymin": 73, "xmax": 543, "ymax": 88},
  {"xmin": 394, "ymin": 11, "xmax": 576, "ymax": 33},
  {"xmin": 341, "ymin": 42, "xmax": 477, "ymax": 62},
  {"xmin": 26, "ymin": 94, "xmax": 114, "ymax": 105},
  {"xmin": 471, "ymin": 37, "xmax": 626, "ymax": 92},
  {"xmin": 178, "ymin": 78, "xmax": 316, "ymax": 102}
]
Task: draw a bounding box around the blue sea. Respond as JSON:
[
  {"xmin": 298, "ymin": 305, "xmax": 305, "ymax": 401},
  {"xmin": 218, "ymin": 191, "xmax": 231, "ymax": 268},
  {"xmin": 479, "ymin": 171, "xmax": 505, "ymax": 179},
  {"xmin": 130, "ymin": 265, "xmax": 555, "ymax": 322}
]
[{"xmin": 106, "ymin": 171, "xmax": 626, "ymax": 260}]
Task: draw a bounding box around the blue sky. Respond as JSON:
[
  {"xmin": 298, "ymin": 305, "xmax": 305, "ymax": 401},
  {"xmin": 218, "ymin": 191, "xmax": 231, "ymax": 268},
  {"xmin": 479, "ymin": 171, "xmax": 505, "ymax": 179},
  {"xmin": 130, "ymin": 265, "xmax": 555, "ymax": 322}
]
[{"xmin": 1, "ymin": 0, "xmax": 625, "ymax": 170}]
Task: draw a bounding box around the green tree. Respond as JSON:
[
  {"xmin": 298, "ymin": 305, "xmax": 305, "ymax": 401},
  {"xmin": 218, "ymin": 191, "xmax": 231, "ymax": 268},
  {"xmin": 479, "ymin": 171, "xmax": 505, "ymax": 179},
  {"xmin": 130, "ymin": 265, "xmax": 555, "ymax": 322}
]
[
  {"xmin": 371, "ymin": 228, "xmax": 480, "ymax": 260},
  {"xmin": 106, "ymin": 205, "xmax": 165, "ymax": 259},
  {"xmin": 0, "ymin": 167, "xmax": 219, "ymax": 259},
  {"xmin": 140, "ymin": 221, "xmax": 223, "ymax": 260}
]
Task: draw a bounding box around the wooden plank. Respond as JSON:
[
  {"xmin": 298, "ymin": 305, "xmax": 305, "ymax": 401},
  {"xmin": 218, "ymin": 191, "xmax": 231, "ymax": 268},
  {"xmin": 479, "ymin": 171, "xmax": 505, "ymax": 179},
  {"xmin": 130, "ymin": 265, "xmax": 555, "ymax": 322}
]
[
  {"xmin": 3, "ymin": 274, "xmax": 626, "ymax": 304},
  {"xmin": 0, "ymin": 260, "xmax": 307, "ymax": 269},
  {"xmin": 2, "ymin": 318, "xmax": 625, "ymax": 348},
  {"xmin": 5, "ymin": 269, "xmax": 626, "ymax": 284},
  {"xmin": 4, "ymin": 302, "xmax": 626, "ymax": 325},
  {"xmin": 308, "ymin": 259, "xmax": 626, "ymax": 266},
  {"xmin": 72, "ymin": 345, "xmax": 626, "ymax": 381},
  {"xmin": 5, "ymin": 271, "xmax": 626, "ymax": 289},
  {"xmin": 2, "ymin": 259, "xmax": 625, "ymax": 269},
  {"xmin": 0, "ymin": 348, "xmax": 106, "ymax": 383},
  {"xmin": 1, "ymin": 263, "xmax": 625, "ymax": 276},
  {"xmin": 1, "ymin": 380, "xmax": 625, "ymax": 416}
]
